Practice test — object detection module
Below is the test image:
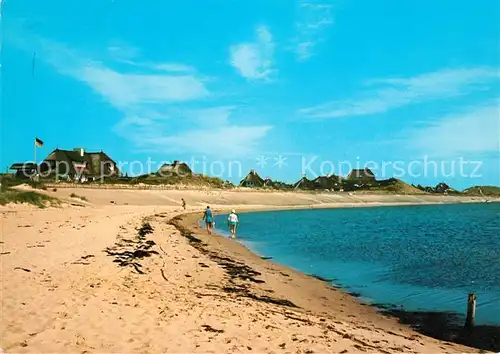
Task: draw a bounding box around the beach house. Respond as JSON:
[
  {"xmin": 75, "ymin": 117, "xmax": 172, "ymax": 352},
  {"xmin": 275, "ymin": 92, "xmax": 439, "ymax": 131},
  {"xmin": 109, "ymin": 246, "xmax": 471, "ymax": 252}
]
[
  {"xmin": 39, "ymin": 148, "xmax": 120, "ymax": 181},
  {"xmin": 313, "ymin": 174, "xmax": 344, "ymax": 190},
  {"xmin": 240, "ymin": 170, "xmax": 265, "ymax": 187},
  {"xmin": 157, "ymin": 160, "xmax": 192, "ymax": 176},
  {"xmin": 293, "ymin": 176, "xmax": 316, "ymax": 190},
  {"xmin": 347, "ymin": 168, "xmax": 377, "ymax": 184},
  {"xmin": 9, "ymin": 163, "xmax": 38, "ymax": 179},
  {"xmin": 434, "ymin": 182, "xmax": 457, "ymax": 194}
]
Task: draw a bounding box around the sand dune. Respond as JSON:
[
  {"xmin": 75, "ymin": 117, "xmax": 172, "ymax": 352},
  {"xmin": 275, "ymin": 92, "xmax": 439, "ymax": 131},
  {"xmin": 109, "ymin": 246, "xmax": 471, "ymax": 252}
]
[{"xmin": 1, "ymin": 188, "xmax": 494, "ymax": 353}]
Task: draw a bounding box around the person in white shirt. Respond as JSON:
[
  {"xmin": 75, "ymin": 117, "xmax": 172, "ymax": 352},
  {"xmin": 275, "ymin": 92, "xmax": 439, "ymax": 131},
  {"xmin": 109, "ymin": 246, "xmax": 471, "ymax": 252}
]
[{"xmin": 227, "ymin": 209, "xmax": 239, "ymax": 239}]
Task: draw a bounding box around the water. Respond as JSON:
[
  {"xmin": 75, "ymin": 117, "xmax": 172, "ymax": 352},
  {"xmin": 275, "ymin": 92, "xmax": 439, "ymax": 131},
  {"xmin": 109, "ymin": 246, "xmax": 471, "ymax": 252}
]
[{"xmin": 213, "ymin": 203, "xmax": 500, "ymax": 325}]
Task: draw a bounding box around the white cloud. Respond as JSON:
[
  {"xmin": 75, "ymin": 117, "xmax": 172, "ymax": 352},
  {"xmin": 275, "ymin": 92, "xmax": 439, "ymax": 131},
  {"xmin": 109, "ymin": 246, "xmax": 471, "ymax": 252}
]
[
  {"xmin": 150, "ymin": 125, "xmax": 273, "ymax": 157},
  {"xmin": 154, "ymin": 63, "xmax": 195, "ymax": 73},
  {"xmin": 16, "ymin": 36, "xmax": 209, "ymax": 111},
  {"xmin": 106, "ymin": 44, "xmax": 195, "ymax": 73},
  {"xmin": 80, "ymin": 66, "xmax": 208, "ymax": 109},
  {"xmin": 294, "ymin": 42, "xmax": 315, "ymax": 61},
  {"xmin": 107, "ymin": 44, "xmax": 140, "ymax": 62},
  {"xmin": 300, "ymin": 68, "xmax": 500, "ymax": 118},
  {"xmin": 113, "ymin": 109, "xmax": 273, "ymax": 157},
  {"xmin": 188, "ymin": 106, "xmax": 236, "ymax": 127},
  {"xmin": 292, "ymin": 2, "xmax": 334, "ymax": 61},
  {"xmin": 230, "ymin": 25, "xmax": 275, "ymax": 80},
  {"xmin": 406, "ymin": 103, "xmax": 500, "ymax": 157}
]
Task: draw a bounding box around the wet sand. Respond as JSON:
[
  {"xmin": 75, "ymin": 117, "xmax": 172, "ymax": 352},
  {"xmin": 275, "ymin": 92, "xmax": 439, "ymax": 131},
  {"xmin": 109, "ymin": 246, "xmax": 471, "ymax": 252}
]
[
  {"xmin": 1, "ymin": 188, "xmax": 497, "ymax": 353},
  {"xmin": 175, "ymin": 212, "xmax": 499, "ymax": 353}
]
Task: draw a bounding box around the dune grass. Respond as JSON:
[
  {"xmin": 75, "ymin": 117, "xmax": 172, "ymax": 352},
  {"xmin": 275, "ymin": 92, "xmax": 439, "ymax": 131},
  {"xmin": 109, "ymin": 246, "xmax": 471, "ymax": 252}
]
[
  {"xmin": 69, "ymin": 193, "xmax": 88, "ymax": 201},
  {"xmin": 102, "ymin": 174, "xmax": 232, "ymax": 188},
  {"xmin": 0, "ymin": 188, "xmax": 59, "ymax": 208}
]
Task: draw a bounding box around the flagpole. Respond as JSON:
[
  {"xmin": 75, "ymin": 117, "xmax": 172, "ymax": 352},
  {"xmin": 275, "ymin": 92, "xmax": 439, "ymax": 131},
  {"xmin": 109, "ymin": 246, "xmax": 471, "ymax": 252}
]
[{"xmin": 34, "ymin": 137, "xmax": 38, "ymax": 177}]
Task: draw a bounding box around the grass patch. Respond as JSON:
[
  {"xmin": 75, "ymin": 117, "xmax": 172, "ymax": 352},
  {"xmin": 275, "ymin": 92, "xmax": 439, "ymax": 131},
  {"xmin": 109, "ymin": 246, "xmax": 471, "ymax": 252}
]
[
  {"xmin": 463, "ymin": 186, "xmax": 500, "ymax": 197},
  {"xmin": 0, "ymin": 189, "xmax": 59, "ymax": 208},
  {"xmin": 98, "ymin": 174, "xmax": 233, "ymax": 188},
  {"xmin": 0, "ymin": 174, "xmax": 49, "ymax": 190},
  {"xmin": 69, "ymin": 193, "xmax": 88, "ymax": 201}
]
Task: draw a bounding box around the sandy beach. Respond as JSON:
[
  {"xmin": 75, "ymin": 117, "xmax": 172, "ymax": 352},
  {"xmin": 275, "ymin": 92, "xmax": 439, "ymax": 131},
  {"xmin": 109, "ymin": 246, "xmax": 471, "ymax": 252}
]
[{"xmin": 1, "ymin": 188, "xmax": 497, "ymax": 353}]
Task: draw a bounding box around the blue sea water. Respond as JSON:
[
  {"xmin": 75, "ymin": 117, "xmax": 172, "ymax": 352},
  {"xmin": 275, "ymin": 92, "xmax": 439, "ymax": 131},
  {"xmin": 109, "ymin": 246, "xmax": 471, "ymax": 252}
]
[{"xmin": 213, "ymin": 203, "xmax": 500, "ymax": 325}]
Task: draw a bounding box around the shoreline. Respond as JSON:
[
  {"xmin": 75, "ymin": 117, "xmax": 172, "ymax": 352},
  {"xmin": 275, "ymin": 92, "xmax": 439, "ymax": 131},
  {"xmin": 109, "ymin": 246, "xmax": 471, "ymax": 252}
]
[{"xmin": 175, "ymin": 205, "xmax": 500, "ymax": 352}]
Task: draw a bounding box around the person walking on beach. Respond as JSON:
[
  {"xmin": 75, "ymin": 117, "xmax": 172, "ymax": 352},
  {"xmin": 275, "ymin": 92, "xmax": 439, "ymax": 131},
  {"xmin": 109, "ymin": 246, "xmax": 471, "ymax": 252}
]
[
  {"xmin": 227, "ymin": 209, "xmax": 239, "ymax": 239},
  {"xmin": 203, "ymin": 206, "xmax": 214, "ymax": 235},
  {"xmin": 181, "ymin": 198, "xmax": 186, "ymax": 210}
]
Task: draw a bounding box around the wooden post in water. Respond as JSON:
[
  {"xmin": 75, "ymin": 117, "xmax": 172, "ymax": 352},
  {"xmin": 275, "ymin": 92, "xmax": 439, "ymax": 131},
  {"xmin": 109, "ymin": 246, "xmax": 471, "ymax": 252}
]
[{"xmin": 465, "ymin": 292, "xmax": 476, "ymax": 329}]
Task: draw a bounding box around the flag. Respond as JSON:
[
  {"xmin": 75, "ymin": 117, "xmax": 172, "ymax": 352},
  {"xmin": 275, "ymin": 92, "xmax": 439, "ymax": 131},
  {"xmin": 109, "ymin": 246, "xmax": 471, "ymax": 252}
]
[{"xmin": 35, "ymin": 137, "xmax": 44, "ymax": 147}]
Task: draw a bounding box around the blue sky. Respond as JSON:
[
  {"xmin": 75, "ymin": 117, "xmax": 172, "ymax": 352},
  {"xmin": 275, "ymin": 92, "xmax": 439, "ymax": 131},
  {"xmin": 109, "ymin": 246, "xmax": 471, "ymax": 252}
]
[{"xmin": 1, "ymin": 0, "xmax": 499, "ymax": 189}]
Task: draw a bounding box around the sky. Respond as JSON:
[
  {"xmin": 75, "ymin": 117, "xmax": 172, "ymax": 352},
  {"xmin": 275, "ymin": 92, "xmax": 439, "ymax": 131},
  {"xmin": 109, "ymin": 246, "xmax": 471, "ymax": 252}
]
[{"xmin": 1, "ymin": 0, "xmax": 499, "ymax": 189}]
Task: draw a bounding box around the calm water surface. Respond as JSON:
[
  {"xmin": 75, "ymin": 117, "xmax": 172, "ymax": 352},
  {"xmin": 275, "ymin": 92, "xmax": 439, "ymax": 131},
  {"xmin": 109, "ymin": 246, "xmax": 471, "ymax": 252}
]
[{"xmin": 213, "ymin": 203, "xmax": 500, "ymax": 325}]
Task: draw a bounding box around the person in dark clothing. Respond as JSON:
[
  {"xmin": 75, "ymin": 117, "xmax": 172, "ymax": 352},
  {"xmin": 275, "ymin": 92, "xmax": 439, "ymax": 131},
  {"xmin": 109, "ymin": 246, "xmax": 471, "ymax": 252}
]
[{"xmin": 203, "ymin": 206, "xmax": 214, "ymax": 235}]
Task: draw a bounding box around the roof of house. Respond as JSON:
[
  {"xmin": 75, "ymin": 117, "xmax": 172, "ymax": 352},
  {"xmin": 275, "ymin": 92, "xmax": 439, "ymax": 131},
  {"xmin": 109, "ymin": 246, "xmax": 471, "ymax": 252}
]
[
  {"xmin": 157, "ymin": 160, "xmax": 193, "ymax": 175},
  {"xmin": 240, "ymin": 170, "xmax": 265, "ymax": 186},
  {"xmin": 42, "ymin": 149, "xmax": 119, "ymax": 176},
  {"xmin": 44, "ymin": 149, "xmax": 85, "ymax": 164},
  {"xmin": 293, "ymin": 176, "xmax": 316, "ymax": 189},
  {"xmin": 435, "ymin": 182, "xmax": 456, "ymax": 192},
  {"xmin": 347, "ymin": 168, "xmax": 376, "ymax": 180},
  {"xmin": 313, "ymin": 175, "xmax": 343, "ymax": 188},
  {"xmin": 9, "ymin": 163, "xmax": 37, "ymax": 170}
]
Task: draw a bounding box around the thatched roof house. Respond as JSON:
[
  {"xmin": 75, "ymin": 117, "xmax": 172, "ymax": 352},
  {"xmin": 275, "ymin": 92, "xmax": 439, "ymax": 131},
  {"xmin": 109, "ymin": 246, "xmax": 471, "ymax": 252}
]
[
  {"xmin": 157, "ymin": 160, "xmax": 192, "ymax": 176},
  {"xmin": 268, "ymin": 180, "xmax": 293, "ymax": 189},
  {"xmin": 293, "ymin": 176, "xmax": 316, "ymax": 190},
  {"xmin": 240, "ymin": 170, "xmax": 265, "ymax": 187},
  {"xmin": 39, "ymin": 148, "xmax": 119, "ymax": 179},
  {"xmin": 313, "ymin": 174, "xmax": 344, "ymax": 189},
  {"xmin": 347, "ymin": 168, "xmax": 376, "ymax": 184},
  {"xmin": 9, "ymin": 163, "xmax": 38, "ymax": 178},
  {"xmin": 434, "ymin": 182, "xmax": 457, "ymax": 194},
  {"xmin": 414, "ymin": 182, "xmax": 457, "ymax": 194}
]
